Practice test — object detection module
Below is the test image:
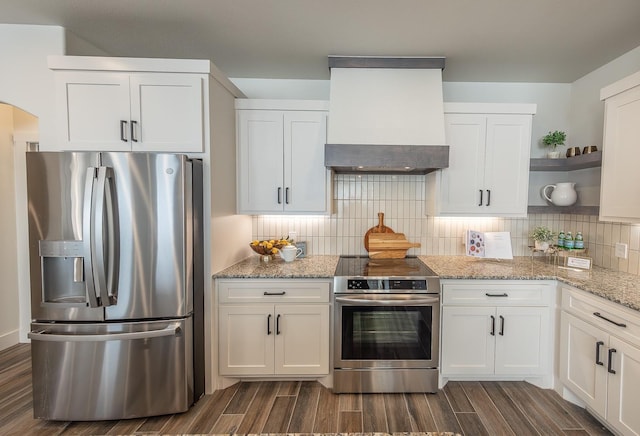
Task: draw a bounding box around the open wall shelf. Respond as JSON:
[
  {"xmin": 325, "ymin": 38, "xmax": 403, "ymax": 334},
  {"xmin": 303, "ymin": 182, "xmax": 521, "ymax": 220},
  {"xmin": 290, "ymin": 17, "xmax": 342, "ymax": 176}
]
[
  {"xmin": 530, "ymin": 151, "xmax": 602, "ymax": 171},
  {"xmin": 527, "ymin": 205, "xmax": 600, "ymax": 215}
]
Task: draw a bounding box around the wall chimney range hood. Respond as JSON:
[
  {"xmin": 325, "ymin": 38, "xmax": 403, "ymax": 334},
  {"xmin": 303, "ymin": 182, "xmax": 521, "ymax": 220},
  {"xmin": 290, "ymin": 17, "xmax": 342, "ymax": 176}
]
[{"xmin": 325, "ymin": 56, "xmax": 449, "ymax": 174}]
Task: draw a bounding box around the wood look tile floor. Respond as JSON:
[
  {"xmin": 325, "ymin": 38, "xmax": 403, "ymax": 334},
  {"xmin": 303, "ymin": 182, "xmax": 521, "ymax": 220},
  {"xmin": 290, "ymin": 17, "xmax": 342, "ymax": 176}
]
[{"xmin": 0, "ymin": 343, "xmax": 613, "ymax": 435}]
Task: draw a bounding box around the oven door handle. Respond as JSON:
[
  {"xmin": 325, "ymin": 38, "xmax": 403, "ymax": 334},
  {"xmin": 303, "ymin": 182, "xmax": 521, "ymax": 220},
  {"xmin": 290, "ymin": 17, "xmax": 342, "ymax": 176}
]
[{"xmin": 335, "ymin": 296, "xmax": 439, "ymax": 306}]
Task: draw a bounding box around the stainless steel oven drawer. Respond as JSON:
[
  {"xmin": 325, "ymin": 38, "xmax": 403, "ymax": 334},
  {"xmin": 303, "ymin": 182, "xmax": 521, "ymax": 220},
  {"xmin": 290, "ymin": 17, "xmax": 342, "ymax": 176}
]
[{"xmin": 333, "ymin": 368, "xmax": 439, "ymax": 393}]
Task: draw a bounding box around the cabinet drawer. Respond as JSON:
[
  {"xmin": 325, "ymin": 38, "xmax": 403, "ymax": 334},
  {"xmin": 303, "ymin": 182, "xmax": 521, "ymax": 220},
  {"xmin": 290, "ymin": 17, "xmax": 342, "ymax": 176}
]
[
  {"xmin": 442, "ymin": 281, "xmax": 552, "ymax": 306},
  {"xmin": 218, "ymin": 280, "xmax": 330, "ymax": 303},
  {"xmin": 562, "ymin": 286, "xmax": 640, "ymax": 347}
]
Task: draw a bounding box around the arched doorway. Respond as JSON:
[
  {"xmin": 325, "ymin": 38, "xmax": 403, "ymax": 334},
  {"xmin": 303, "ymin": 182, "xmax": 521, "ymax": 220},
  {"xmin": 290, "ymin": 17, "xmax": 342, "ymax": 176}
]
[{"xmin": 0, "ymin": 102, "xmax": 38, "ymax": 350}]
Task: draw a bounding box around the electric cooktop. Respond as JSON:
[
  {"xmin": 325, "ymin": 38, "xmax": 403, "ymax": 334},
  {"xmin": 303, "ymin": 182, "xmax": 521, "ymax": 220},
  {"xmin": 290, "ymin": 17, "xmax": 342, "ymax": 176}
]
[{"xmin": 334, "ymin": 255, "xmax": 438, "ymax": 278}]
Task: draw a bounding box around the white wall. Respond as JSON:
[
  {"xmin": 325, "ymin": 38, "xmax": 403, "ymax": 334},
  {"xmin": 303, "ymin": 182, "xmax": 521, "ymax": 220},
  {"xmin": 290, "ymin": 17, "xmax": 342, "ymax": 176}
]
[
  {"xmin": 569, "ymin": 45, "xmax": 640, "ymax": 150},
  {"xmin": 0, "ymin": 105, "xmax": 20, "ymax": 350},
  {"xmin": 0, "ymin": 25, "xmax": 66, "ymax": 147},
  {"xmin": 64, "ymin": 29, "xmax": 110, "ymax": 56},
  {"xmin": 230, "ymin": 78, "xmax": 330, "ymax": 100}
]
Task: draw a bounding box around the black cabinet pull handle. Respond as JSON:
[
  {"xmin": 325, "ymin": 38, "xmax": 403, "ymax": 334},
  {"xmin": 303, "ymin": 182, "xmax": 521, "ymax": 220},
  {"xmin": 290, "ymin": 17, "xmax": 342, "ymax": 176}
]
[
  {"xmin": 264, "ymin": 291, "xmax": 286, "ymax": 296},
  {"xmin": 285, "ymin": 187, "xmax": 290, "ymax": 204},
  {"xmin": 486, "ymin": 189, "xmax": 491, "ymax": 206},
  {"xmin": 490, "ymin": 315, "xmax": 495, "ymax": 336},
  {"xmin": 120, "ymin": 120, "xmax": 128, "ymax": 142},
  {"xmin": 276, "ymin": 314, "xmax": 281, "ymax": 335},
  {"xmin": 608, "ymin": 348, "xmax": 617, "ymax": 374},
  {"xmin": 596, "ymin": 341, "xmax": 605, "ymax": 366},
  {"xmin": 267, "ymin": 314, "xmax": 272, "ymax": 335},
  {"xmin": 277, "ymin": 187, "xmax": 282, "ymax": 204},
  {"xmin": 485, "ymin": 293, "xmax": 509, "ymax": 297},
  {"xmin": 130, "ymin": 120, "xmax": 138, "ymax": 142},
  {"xmin": 479, "ymin": 189, "xmax": 483, "ymax": 206},
  {"xmin": 499, "ymin": 315, "xmax": 505, "ymax": 336},
  {"xmin": 593, "ymin": 312, "xmax": 627, "ymax": 328}
]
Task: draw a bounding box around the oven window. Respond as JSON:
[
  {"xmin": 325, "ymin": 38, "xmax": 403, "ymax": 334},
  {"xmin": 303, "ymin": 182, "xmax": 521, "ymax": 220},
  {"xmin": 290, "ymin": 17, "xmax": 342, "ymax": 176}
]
[{"xmin": 341, "ymin": 306, "xmax": 433, "ymax": 360}]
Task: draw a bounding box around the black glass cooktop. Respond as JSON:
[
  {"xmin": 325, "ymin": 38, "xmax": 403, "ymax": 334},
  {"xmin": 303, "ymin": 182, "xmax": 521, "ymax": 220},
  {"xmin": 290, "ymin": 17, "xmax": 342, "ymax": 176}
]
[{"xmin": 334, "ymin": 255, "xmax": 437, "ymax": 278}]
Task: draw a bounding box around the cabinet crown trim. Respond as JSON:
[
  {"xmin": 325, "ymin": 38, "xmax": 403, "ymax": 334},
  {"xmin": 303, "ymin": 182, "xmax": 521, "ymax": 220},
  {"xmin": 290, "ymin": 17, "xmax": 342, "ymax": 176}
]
[
  {"xmin": 444, "ymin": 102, "xmax": 537, "ymax": 115},
  {"xmin": 47, "ymin": 55, "xmax": 245, "ymax": 98},
  {"xmin": 600, "ymin": 70, "xmax": 640, "ymax": 101},
  {"xmin": 235, "ymin": 99, "xmax": 329, "ymax": 111}
]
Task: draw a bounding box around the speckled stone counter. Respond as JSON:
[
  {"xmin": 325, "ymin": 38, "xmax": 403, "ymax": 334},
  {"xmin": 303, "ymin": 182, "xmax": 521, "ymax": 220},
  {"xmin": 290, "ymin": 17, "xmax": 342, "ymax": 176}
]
[
  {"xmin": 420, "ymin": 255, "xmax": 640, "ymax": 312},
  {"xmin": 213, "ymin": 254, "xmax": 640, "ymax": 313},
  {"xmin": 214, "ymin": 255, "xmax": 340, "ymax": 279}
]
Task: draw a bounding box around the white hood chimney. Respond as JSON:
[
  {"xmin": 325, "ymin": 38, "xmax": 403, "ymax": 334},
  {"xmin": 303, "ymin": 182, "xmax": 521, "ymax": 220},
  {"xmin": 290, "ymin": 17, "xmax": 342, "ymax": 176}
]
[{"xmin": 325, "ymin": 56, "xmax": 449, "ymax": 174}]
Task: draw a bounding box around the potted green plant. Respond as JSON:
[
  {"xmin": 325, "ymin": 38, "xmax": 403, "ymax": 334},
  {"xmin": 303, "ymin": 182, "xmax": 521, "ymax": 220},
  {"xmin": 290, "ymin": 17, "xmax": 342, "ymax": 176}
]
[
  {"xmin": 542, "ymin": 130, "xmax": 567, "ymax": 158},
  {"xmin": 531, "ymin": 226, "xmax": 555, "ymax": 250}
]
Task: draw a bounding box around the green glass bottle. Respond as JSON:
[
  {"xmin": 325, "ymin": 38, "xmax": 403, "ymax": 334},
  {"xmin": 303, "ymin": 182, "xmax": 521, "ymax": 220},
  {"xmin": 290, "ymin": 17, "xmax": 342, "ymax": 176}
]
[{"xmin": 564, "ymin": 231, "xmax": 574, "ymax": 249}]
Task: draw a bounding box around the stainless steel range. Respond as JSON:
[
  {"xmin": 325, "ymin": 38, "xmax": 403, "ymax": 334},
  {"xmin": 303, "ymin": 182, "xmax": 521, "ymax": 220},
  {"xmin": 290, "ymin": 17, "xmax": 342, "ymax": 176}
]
[{"xmin": 333, "ymin": 256, "xmax": 440, "ymax": 393}]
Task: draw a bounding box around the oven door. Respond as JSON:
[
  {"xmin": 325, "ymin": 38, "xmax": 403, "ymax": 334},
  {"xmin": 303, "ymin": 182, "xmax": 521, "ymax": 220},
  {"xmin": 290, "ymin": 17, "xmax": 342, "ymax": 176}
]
[{"xmin": 334, "ymin": 293, "xmax": 439, "ymax": 369}]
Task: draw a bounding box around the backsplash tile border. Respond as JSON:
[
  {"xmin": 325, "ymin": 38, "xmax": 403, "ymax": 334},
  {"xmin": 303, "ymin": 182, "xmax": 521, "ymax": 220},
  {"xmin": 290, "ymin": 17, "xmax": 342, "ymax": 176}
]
[{"xmin": 252, "ymin": 174, "xmax": 640, "ymax": 275}]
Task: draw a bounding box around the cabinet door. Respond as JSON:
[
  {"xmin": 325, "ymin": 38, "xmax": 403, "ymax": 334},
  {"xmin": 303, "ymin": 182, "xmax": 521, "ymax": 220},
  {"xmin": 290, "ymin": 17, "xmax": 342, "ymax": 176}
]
[
  {"xmin": 129, "ymin": 74, "xmax": 204, "ymax": 153},
  {"xmin": 495, "ymin": 306, "xmax": 548, "ymax": 375},
  {"xmin": 274, "ymin": 304, "xmax": 329, "ymax": 375},
  {"xmin": 218, "ymin": 305, "xmax": 274, "ymax": 375},
  {"xmin": 438, "ymin": 114, "xmax": 487, "ymax": 214},
  {"xmin": 483, "ymin": 115, "xmax": 531, "ymax": 216},
  {"xmin": 607, "ymin": 336, "xmax": 640, "ymax": 435},
  {"xmin": 600, "ymin": 85, "xmax": 640, "ymax": 223},
  {"xmin": 441, "ymin": 306, "xmax": 495, "ymax": 375},
  {"xmin": 559, "ymin": 312, "xmax": 608, "ymax": 416},
  {"xmin": 237, "ymin": 110, "xmax": 284, "ymax": 213},
  {"xmin": 55, "ymin": 72, "xmax": 131, "ymax": 151},
  {"xmin": 283, "ymin": 111, "xmax": 329, "ymax": 213}
]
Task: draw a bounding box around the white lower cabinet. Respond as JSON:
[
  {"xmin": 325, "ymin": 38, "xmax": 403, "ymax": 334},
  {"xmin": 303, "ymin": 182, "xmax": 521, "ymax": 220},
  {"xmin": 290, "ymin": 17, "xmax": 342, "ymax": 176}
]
[
  {"xmin": 441, "ymin": 280, "xmax": 553, "ymax": 381},
  {"xmin": 560, "ymin": 286, "xmax": 640, "ymax": 435},
  {"xmin": 217, "ymin": 279, "xmax": 330, "ymax": 377}
]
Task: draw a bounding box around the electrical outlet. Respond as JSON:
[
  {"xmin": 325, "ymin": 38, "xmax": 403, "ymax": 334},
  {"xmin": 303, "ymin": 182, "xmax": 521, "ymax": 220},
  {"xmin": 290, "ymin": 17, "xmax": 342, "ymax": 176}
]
[
  {"xmin": 615, "ymin": 242, "xmax": 628, "ymax": 259},
  {"xmin": 288, "ymin": 231, "xmax": 297, "ymax": 242}
]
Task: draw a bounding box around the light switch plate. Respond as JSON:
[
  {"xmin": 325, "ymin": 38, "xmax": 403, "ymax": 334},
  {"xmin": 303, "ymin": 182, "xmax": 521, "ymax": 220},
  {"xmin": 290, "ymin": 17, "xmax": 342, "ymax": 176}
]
[{"xmin": 615, "ymin": 242, "xmax": 628, "ymax": 259}]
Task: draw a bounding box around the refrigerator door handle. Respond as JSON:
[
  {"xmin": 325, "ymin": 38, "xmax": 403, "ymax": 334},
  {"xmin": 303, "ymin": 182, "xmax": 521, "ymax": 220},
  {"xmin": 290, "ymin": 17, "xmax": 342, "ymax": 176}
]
[
  {"xmin": 102, "ymin": 167, "xmax": 118, "ymax": 304},
  {"xmin": 83, "ymin": 166, "xmax": 118, "ymax": 308},
  {"xmin": 28, "ymin": 323, "xmax": 181, "ymax": 342},
  {"xmin": 83, "ymin": 168, "xmax": 100, "ymax": 308}
]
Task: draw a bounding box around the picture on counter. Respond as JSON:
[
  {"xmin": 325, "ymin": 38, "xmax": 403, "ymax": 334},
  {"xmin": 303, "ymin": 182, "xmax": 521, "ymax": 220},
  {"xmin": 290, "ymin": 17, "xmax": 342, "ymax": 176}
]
[{"xmin": 465, "ymin": 230, "xmax": 513, "ymax": 259}]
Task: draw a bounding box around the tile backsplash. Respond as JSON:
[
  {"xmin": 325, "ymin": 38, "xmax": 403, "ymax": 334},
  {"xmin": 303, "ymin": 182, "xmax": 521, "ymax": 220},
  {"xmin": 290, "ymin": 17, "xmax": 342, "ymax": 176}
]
[{"xmin": 252, "ymin": 174, "xmax": 640, "ymax": 275}]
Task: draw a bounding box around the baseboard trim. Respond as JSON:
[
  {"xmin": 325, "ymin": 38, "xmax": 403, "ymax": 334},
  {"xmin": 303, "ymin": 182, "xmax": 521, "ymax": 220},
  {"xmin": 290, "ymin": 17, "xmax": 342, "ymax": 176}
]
[{"xmin": 0, "ymin": 329, "xmax": 20, "ymax": 351}]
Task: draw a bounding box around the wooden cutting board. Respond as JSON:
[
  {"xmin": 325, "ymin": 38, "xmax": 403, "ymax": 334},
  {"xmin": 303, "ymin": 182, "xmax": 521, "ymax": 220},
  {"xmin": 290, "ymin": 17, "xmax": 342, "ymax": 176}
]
[
  {"xmin": 368, "ymin": 233, "xmax": 421, "ymax": 258},
  {"xmin": 364, "ymin": 212, "xmax": 394, "ymax": 251}
]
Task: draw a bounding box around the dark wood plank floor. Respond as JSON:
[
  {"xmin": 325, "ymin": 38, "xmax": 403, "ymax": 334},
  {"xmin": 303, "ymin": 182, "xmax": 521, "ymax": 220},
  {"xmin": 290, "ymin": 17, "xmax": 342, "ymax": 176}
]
[{"xmin": 0, "ymin": 343, "xmax": 613, "ymax": 435}]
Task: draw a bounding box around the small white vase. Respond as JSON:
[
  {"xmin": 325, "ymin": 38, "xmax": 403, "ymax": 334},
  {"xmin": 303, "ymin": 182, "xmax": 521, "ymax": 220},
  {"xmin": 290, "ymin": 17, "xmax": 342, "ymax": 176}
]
[{"xmin": 534, "ymin": 240, "xmax": 550, "ymax": 251}]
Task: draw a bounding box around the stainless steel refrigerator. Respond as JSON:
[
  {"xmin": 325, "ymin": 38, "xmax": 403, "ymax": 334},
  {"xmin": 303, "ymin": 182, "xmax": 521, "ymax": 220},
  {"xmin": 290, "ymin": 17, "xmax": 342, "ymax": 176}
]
[{"xmin": 25, "ymin": 152, "xmax": 204, "ymax": 421}]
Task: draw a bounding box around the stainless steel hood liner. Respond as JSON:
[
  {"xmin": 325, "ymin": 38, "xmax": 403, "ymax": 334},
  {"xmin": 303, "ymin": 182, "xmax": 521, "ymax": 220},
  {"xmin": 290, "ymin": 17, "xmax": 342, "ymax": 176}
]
[
  {"xmin": 325, "ymin": 56, "xmax": 449, "ymax": 174},
  {"xmin": 325, "ymin": 143, "xmax": 449, "ymax": 175}
]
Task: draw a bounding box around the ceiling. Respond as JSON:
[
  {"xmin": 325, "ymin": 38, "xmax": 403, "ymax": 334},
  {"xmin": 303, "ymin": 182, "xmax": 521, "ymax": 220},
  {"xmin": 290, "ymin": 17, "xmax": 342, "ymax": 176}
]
[{"xmin": 2, "ymin": 0, "xmax": 640, "ymax": 83}]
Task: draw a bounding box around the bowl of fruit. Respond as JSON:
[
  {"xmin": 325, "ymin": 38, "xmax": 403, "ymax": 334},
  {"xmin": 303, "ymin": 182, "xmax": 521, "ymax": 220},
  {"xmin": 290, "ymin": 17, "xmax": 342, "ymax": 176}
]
[{"xmin": 250, "ymin": 238, "xmax": 292, "ymax": 261}]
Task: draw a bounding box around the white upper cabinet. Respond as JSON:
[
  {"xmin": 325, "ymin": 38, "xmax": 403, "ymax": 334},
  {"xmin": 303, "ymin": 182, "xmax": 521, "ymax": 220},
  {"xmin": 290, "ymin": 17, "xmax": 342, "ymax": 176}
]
[
  {"xmin": 49, "ymin": 56, "xmax": 206, "ymax": 153},
  {"xmin": 426, "ymin": 103, "xmax": 535, "ymax": 217},
  {"xmin": 599, "ymin": 71, "xmax": 640, "ymax": 223},
  {"xmin": 236, "ymin": 100, "xmax": 331, "ymax": 215}
]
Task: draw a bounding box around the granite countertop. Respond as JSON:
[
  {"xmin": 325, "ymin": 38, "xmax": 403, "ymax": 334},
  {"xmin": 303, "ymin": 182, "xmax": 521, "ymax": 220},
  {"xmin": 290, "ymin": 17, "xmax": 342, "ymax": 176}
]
[
  {"xmin": 214, "ymin": 254, "xmax": 640, "ymax": 313},
  {"xmin": 421, "ymin": 255, "xmax": 640, "ymax": 312},
  {"xmin": 214, "ymin": 255, "xmax": 340, "ymax": 279}
]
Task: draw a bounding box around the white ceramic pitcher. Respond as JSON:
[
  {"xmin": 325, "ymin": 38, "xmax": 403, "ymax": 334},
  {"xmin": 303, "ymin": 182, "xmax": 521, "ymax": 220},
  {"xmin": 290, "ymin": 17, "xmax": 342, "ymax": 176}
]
[{"xmin": 543, "ymin": 182, "xmax": 577, "ymax": 206}]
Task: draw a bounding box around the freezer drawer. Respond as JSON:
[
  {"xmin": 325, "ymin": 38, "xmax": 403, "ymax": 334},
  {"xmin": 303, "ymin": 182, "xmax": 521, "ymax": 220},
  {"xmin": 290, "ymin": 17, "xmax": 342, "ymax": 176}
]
[{"xmin": 29, "ymin": 318, "xmax": 193, "ymax": 421}]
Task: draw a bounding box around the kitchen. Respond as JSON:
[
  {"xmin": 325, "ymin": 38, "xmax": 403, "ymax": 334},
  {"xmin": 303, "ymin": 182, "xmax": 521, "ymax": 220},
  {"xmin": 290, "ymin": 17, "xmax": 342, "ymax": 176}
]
[{"xmin": 2, "ymin": 1, "xmax": 640, "ymax": 435}]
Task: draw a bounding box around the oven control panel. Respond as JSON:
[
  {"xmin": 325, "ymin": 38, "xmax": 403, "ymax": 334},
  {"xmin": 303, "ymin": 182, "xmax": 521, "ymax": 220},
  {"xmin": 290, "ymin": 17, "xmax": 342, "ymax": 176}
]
[{"xmin": 347, "ymin": 279, "xmax": 428, "ymax": 291}]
